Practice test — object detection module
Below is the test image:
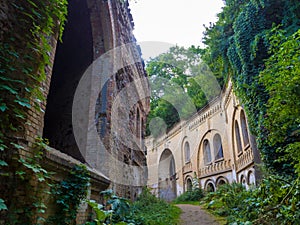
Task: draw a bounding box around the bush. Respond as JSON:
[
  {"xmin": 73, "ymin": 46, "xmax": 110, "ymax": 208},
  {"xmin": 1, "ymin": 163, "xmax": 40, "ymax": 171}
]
[
  {"xmin": 200, "ymin": 177, "xmax": 300, "ymax": 225},
  {"xmin": 173, "ymin": 188, "xmax": 204, "ymax": 203},
  {"xmin": 86, "ymin": 188, "xmax": 181, "ymax": 225},
  {"xmin": 130, "ymin": 188, "xmax": 181, "ymax": 225}
]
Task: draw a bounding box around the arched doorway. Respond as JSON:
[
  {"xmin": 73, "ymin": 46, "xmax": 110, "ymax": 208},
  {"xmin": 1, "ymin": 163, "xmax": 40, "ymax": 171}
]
[
  {"xmin": 206, "ymin": 182, "xmax": 215, "ymax": 192},
  {"xmin": 158, "ymin": 149, "xmax": 177, "ymax": 201}
]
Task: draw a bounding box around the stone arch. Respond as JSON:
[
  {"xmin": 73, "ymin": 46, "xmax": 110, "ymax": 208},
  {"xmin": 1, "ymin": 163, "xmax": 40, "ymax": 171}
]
[
  {"xmin": 185, "ymin": 176, "xmax": 193, "ymax": 192},
  {"xmin": 43, "ymin": 0, "xmax": 95, "ymax": 162},
  {"xmin": 240, "ymin": 174, "xmax": 246, "ymax": 187},
  {"xmin": 204, "ymin": 179, "xmax": 215, "ymax": 192},
  {"xmin": 247, "ymin": 170, "xmax": 256, "ymax": 186},
  {"xmin": 216, "ymin": 176, "xmax": 228, "ymax": 187},
  {"xmin": 240, "ymin": 110, "xmax": 250, "ymax": 147},
  {"xmin": 158, "ymin": 149, "xmax": 177, "ymax": 201},
  {"xmin": 43, "ymin": 0, "xmax": 117, "ymax": 163},
  {"xmin": 213, "ymin": 133, "xmax": 224, "ymax": 160},
  {"xmin": 197, "ymin": 129, "xmax": 223, "ymax": 172}
]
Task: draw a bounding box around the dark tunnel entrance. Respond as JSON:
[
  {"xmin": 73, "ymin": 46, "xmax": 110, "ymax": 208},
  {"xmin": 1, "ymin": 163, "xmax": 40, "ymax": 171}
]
[{"xmin": 43, "ymin": 0, "xmax": 93, "ymax": 162}]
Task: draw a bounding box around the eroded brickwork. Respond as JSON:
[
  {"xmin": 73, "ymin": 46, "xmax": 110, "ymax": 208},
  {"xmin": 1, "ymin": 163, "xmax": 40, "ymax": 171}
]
[{"xmin": 1, "ymin": 0, "xmax": 149, "ymax": 223}]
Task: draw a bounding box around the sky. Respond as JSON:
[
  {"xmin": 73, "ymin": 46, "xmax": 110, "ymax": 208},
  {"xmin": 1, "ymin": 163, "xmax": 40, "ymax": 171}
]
[{"xmin": 129, "ymin": 0, "xmax": 224, "ymax": 58}]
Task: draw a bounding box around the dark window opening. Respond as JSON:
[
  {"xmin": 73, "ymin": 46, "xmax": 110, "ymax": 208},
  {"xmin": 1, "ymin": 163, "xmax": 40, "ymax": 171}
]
[
  {"xmin": 240, "ymin": 110, "xmax": 250, "ymax": 147},
  {"xmin": 235, "ymin": 121, "xmax": 243, "ymax": 153},
  {"xmin": 43, "ymin": 0, "xmax": 93, "ymax": 162}
]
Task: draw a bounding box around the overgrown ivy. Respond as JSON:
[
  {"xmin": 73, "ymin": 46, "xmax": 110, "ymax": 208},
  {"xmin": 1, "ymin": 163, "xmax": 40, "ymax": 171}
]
[
  {"xmin": 47, "ymin": 164, "xmax": 90, "ymax": 225},
  {"xmin": 0, "ymin": 0, "xmax": 68, "ymax": 223},
  {"xmin": 200, "ymin": 0, "xmax": 300, "ymax": 224},
  {"xmin": 201, "ymin": 176, "xmax": 300, "ymax": 224},
  {"xmin": 201, "ymin": 0, "xmax": 300, "ymax": 174},
  {"xmin": 2, "ymin": 137, "xmax": 53, "ymax": 224}
]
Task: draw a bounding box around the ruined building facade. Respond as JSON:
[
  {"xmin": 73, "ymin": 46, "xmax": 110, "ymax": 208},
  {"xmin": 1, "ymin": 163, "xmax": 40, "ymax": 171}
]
[
  {"xmin": 1, "ymin": 0, "xmax": 148, "ymax": 223},
  {"xmin": 146, "ymin": 80, "xmax": 261, "ymax": 201}
]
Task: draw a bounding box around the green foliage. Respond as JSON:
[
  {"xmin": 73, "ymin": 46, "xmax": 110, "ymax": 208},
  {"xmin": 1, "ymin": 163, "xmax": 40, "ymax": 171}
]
[
  {"xmin": 17, "ymin": 137, "xmax": 51, "ymax": 183},
  {"xmin": 146, "ymin": 46, "xmax": 221, "ymax": 137},
  {"xmin": 201, "ymin": 0, "xmax": 300, "ymax": 174},
  {"xmin": 259, "ymin": 28, "xmax": 300, "ymax": 176},
  {"xmin": 173, "ymin": 188, "xmax": 204, "ymax": 204},
  {"xmin": 86, "ymin": 190, "xmax": 135, "ymax": 225},
  {"xmin": 86, "ymin": 188, "xmax": 181, "ymax": 225},
  {"xmin": 0, "ymin": 0, "xmax": 68, "ymax": 145},
  {"xmin": 130, "ymin": 188, "xmax": 181, "ymax": 225},
  {"xmin": 1, "ymin": 137, "xmax": 52, "ymax": 224},
  {"xmin": 200, "ymin": 1, "xmax": 300, "ymax": 224},
  {"xmin": 47, "ymin": 164, "xmax": 90, "ymax": 225},
  {"xmin": 201, "ymin": 177, "xmax": 300, "ymax": 224},
  {"xmin": 0, "ymin": 198, "xmax": 8, "ymax": 211},
  {"xmin": 0, "ymin": 0, "xmax": 68, "ymax": 222}
]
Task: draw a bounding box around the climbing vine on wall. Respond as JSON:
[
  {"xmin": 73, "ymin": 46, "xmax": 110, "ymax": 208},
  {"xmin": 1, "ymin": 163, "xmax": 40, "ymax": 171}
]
[
  {"xmin": 46, "ymin": 164, "xmax": 90, "ymax": 225},
  {"xmin": 0, "ymin": 0, "xmax": 68, "ymax": 222},
  {"xmin": 201, "ymin": 0, "xmax": 300, "ymax": 174},
  {"xmin": 200, "ymin": 1, "xmax": 300, "ymax": 223}
]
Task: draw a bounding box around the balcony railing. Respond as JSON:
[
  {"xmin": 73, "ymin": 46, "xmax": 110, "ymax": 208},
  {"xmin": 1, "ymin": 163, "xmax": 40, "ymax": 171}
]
[
  {"xmin": 199, "ymin": 159, "xmax": 231, "ymax": 178},
  {"xmin": 236, "ymin": 146, "xmax": 254, "ymax": 172},
  {"xmin": 182, "ymin": 162, "xmax": 192, "ymax": 174}
]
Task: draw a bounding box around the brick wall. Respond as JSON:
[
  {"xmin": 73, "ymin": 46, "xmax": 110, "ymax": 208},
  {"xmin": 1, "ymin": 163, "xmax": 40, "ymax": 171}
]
[{"xmin": 1, "ymin": 0, "xmax": 149, "ymax": 223}]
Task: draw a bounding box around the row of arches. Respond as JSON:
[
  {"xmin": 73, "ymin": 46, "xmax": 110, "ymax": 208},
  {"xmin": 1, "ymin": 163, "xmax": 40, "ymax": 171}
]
[
  {"xmin": 203, "ymin": 133, "xmax": 224, "ymax": 164},
  {"xmin": 183, "ymin": 132, "xmax": 224, "ymax": 166},
  {"xmin": 202, "ymin": 169, "xmax": 255, "ymax": 192},
  {"xmin": 185, "ymin": 176, "xmax": 228, "ymax": 192},
  {"xmin": 157, "ymin": 109, "xmax": 253, "ymax": 200}
]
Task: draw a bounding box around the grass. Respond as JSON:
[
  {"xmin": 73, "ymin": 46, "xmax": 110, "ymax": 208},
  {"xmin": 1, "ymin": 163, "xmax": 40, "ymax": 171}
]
[{"xmin": 130, "ymin": 188, "xmax": 181, "ymax": 225}]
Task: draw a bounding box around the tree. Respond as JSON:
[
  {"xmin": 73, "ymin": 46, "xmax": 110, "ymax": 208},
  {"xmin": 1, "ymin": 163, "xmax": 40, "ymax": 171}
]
[{"xmin": 146, "ymin": 46, "xmax": 221, "ymax": 136}]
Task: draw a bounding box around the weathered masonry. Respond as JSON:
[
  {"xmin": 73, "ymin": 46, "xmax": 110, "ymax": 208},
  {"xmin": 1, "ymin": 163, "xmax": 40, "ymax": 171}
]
[
  {"xmin": 146, "ymin": 80, "xmax": 261, "ymax": 201},
  {"xmin": 1, "ymin": 0, "xmax": 148, "ymax": 223}
]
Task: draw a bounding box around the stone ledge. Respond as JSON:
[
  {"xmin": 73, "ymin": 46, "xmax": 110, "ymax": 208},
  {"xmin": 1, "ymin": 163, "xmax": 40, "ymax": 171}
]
[{"xmin": 44, "ymin": 146, "xmax": 110, "ymax": 186}]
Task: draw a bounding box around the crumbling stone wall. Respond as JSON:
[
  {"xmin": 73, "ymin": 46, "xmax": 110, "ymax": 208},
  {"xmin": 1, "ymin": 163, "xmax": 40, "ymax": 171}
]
[{"xmin": 1, "ymin": 0, "xmax": 148, "ymax": 223}]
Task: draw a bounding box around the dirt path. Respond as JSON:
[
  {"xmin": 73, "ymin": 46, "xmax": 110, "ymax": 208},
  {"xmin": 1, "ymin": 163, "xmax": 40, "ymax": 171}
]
[{"xmin": 176, "ymin": 204, "xmax": 221, "ymax": 225}]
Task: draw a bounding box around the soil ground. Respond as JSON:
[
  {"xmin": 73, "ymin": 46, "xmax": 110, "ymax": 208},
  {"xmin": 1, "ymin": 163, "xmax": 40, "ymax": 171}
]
[{"xmin": 176, "ymin": 204, "xmax": 223, "ymax": 225}]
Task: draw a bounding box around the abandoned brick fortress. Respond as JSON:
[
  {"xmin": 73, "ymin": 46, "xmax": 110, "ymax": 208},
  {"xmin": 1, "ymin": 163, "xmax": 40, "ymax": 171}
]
[
  {"xmin": 1, "ymin": 0, "xmax": 149, "ymax": 223},
  {"xmin": 0, "ymin": 0, "xmax": 261, "ymax": 223}
]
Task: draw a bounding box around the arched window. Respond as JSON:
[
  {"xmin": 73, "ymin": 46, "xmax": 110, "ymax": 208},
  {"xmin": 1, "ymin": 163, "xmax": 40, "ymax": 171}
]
[
  {"xmin": 213, "ymin": 134, "xmax": 224, "ymax": 160},
  {"xmin": 186, "ymin": 178, "xmax": 192, "ymax": 192},
  {"xmin": 203, "ymin": 140, "xmax": 212, "ymax": 164},
  {"xmin": 235, "ymin": 121, "xmax": 242, "ymax": 153},
  {"xmin": 248, "ymin": 171, "xmax": 255, "ymax": 186},
  {"xmin": 240, "ymin": 175, "xmax": 246, "ymax": 187},
  {"xmin": 240, "ymin": 110, "xmax": 249, "ymax": 147},
  {"xmin": 184, "ymin": 141, "xmax": 191, "ymax": 163}
]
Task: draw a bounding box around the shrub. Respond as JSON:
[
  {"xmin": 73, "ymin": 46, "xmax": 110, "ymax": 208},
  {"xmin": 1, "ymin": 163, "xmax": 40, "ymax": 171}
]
[
  {"xmin": 201, "ymin": 177, "xmax": 300, "ymax": 225},
  {"xmin": 85, "ymin": 189, "xmax": 135, "ymax": 225},
  {"xmin": 130, "ymin": 188, "xmax": 181, "ymax": 225},
  {"xmin": 173, "ymin": 188, "xmax": 204, "ymax": 203}
]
